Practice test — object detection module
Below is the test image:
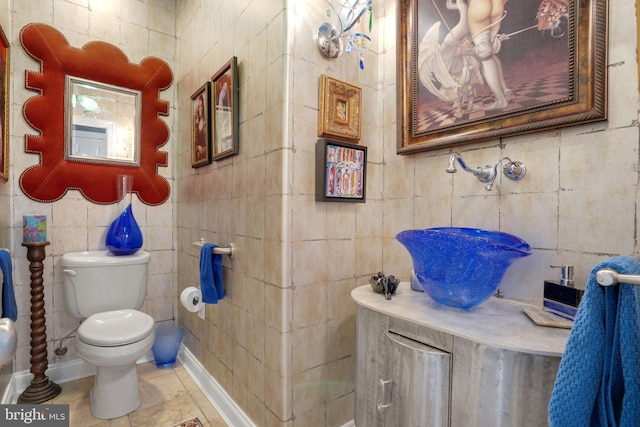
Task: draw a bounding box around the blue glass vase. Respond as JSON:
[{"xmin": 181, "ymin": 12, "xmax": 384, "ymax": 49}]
[{"xmin": 106, "ymin": 175, "xmax": 143, "ymax": 255}]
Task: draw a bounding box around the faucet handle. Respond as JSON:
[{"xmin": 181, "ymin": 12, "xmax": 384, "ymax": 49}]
[
  {"xmin": 550, "ymin": 264, "xmax": 575, "ymax": 287},
  {"xmin": 503, "ymin": 161, "xmax": 526, "ymax": 180}
]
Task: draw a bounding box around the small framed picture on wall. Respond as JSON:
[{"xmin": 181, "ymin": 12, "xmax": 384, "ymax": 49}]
[
  {"xmin": 191, "ymin": 82, "xmax": 212, "ymax": 168},
  {"xmin": 211, "ymin": 57, "xmax": 239, "ymax": 161},
  {"xmin": 318, "ymin": 75, "xmax": 362, "ymax": 143},
  {"xmin": 316, "ymin": 138, "xmax": 367, "ymax": 203}
]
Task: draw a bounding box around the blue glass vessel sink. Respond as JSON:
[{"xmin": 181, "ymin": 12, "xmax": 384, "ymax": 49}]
[{"xmin": 396, "ymin": 227, "xmax": 532, "ymax": 309}]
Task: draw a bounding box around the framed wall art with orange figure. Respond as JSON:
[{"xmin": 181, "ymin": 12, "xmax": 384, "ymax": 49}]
[
  {"xmin": 0, "ymin": 24, "xmax": 9, "ymax": 182},
  {"xmin": 397, "ymin": 0, "xmax": 607, "ymax": 153},
  {"xmin": 191, "ymin": 82, "xmax": 212, "ymax": 168}
]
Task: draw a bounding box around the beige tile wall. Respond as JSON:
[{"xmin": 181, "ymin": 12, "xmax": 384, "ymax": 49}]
[
  {"xmin": 175, "ymin": 0, "xmax": 292, "ymax": 425},
  {"xmin": 175, "ymin": 0, "xmax": 373, "ymax": 424}
]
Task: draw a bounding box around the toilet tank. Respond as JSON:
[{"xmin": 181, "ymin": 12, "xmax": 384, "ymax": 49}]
[{"xmin": 61, "ymin": 250, "xmax": 150, "ymax": 318}]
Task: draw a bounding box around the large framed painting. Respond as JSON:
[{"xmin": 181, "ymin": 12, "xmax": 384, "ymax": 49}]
[
  {"xmin": 0, "ymin": 25, "xmax": 9, "ymax": 182},
  {"xmin": 397, "ymin": 0, "xmax": 607, "ymax": 153}
]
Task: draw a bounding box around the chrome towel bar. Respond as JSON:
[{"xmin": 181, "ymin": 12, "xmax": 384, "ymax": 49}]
[
  {"xmin": 192, "ymin": 239, "xmax": 236, "ymax": 259},
  {"xmin": 595, "ymin": 269, "xmax": 640, "ymax": 287}
]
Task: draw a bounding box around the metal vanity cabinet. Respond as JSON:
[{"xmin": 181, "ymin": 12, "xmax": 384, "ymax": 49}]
[
  {"xmin": 352, "ymin": 283, "xmax": 570, "ymax": 427},
  {"xmin": 354, "ymin": 306, "xmax": 452, "ymax": 427},
  {"xmin": 381, "ymin": 332, "xmax": 451, "ymax": 426}
]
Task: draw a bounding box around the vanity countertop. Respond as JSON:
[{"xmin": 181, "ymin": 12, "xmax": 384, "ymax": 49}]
[{"xmin": 352, "ymin": 283, "xmax": 570, "ymax": 357}]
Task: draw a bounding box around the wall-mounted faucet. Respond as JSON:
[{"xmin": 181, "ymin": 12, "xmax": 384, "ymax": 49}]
[{"xmin": 446, "ymin": 152, "xmax": 526, "ymax": 191}]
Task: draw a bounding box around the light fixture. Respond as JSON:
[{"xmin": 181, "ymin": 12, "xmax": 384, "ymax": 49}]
[{"xmin": 317, "ymin": 0, "xmax": 373, "ymax": 69}]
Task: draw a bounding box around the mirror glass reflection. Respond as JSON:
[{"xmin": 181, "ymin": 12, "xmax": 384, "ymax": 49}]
[{"xmin": 66, "ymin": 76, "xmax": 141, "ymax": 165}]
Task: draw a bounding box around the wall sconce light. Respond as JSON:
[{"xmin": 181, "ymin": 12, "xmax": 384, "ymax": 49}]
[{"xmin": 317, "ymin": 0, "xmax": 373, "ymax": 69}]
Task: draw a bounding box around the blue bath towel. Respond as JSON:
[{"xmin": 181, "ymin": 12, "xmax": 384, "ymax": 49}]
[
  {"xmin": 548, "ymin": 255, "xmax": 640, "ymax": 427},
  {"xmin": 0, "ymin": 249, "xmax": 17, "ymax": 322},
  {"xmin": 199, "ymin": 243, "xmax": 224, "ymax": 304}
]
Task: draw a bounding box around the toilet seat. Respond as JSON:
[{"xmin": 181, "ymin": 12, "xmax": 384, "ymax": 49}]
[{"xmin": 78, "ymin": 309, "xmax": 154, "ymax": 347}]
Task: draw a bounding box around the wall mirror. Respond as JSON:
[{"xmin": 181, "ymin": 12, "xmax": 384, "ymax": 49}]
[
  {"xmin": 20, "ymin": 23, "xmax": 173, "ymax": 205},
  {"xmin": 67, "ymin": 76, "xmax": 141, "ymax": 166}
]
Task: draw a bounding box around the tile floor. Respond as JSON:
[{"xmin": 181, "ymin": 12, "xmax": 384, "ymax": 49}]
[{"xmin": 48, "ymin": 361, "xmax": 229, "ymax": 427}]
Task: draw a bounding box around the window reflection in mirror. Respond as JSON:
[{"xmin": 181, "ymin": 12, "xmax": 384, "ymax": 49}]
[{"xmin": 66, "ymin": 76, "xmax": 141, "ymax": 165}]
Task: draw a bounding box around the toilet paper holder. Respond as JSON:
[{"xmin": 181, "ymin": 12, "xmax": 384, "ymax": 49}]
[
  {"xmin": 180, "ymin": 287, "xmax": 206, "ymax": 320},
  {"xmin": 192, "ymin": 239, "xmax": 236, "ymax": 259}
]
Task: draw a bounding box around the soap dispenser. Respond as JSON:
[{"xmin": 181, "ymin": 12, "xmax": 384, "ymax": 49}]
[{"xmin": 543, "ymin": 265, "xmax": 583, "ymax": 320}]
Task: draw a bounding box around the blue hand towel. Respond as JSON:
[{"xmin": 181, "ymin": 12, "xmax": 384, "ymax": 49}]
[
  {"xmin": 199, "ymin": 243, "xmax": 224, "ymax": 304},
  {"xmin": 548, "ymin": 255, "xmax": 640, "ymax": 427},
  {"xmin": 0, "ymin": 249, "xmax": 17, "ymax": 322}
]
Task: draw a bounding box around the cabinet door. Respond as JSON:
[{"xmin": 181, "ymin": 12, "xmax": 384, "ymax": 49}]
[{"xmin": 379, "ymin": 332, "xmax": 451, "ymax": 427}]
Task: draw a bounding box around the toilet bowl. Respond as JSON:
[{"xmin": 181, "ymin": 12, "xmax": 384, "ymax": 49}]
[
  {"xmin": 76, "ymin": 309, "xmax": 155, "ymax": 419},
  {"xmin": 61, "ymin": 251, "xmax": 153, "ymax": 419}
]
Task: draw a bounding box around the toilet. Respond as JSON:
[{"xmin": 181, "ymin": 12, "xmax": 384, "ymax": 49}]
[{"xmin": 61, "ymin": 250, "xmax": 154, "ymax": 419}]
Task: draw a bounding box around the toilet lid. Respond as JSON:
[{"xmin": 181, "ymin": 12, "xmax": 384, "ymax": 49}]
[{"xmin": 78, "ymin": 309, "xmax": 154, "ymax": 347}]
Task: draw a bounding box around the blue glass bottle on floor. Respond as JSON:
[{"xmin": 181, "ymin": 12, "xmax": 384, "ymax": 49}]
[{"xmin": 105, "ymin": 203, "xmax": 143, "ymax": 255}]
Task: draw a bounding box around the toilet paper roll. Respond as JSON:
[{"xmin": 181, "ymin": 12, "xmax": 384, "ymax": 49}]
[{"xmin": 180, "ymin": 287, "xmax": 204, "ymax": 314}]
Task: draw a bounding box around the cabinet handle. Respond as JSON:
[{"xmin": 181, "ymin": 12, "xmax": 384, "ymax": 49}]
[{"xmin": 377, "ymin": 378, "xmax": 393, "ymax": 413}]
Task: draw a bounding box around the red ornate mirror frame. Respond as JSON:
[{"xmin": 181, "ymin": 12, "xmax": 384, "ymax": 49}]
[{"xmin": 19, "ymin": 23, "xmax": 173, "ymax": 205}]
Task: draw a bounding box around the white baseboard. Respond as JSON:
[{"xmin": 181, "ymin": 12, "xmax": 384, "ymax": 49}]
[{"xmin": 177, "ymin": 346, "xmax": 255, "ymax": 427}]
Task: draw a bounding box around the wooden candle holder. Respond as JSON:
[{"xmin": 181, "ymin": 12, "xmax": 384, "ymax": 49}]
[{"xmin": 17, "ymin": 241, "xmax": 61, "ymax": 403}]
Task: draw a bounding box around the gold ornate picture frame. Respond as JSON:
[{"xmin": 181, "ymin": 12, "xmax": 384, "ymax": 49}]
[{"xmin": 318, "ymin": 75, "xmax": 362, "ymax": 142}]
